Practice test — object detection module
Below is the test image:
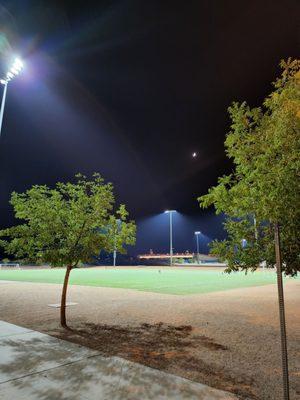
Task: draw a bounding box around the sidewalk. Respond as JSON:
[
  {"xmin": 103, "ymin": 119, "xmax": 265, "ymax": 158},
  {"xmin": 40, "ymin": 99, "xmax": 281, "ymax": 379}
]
[{"xmin": 0, "ymin": 320, "xmax": 238, "ymax": 400}]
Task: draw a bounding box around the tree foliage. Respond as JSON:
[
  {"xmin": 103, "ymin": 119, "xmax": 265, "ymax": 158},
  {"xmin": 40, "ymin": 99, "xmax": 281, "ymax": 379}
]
[
  {"xmin": 199, "ymin": 58, "xmax": 300, "ymax": 276},
  {"xmin": 0, "ymin": 173, "xmax": 136, "ymax": 326},
  {"xmin": 0, "ymin": 173, "xmax": 135, "ymax": 266},
  {"xmin": 104, "ymin": 205, "xmax": 136, "ymax": 255}
]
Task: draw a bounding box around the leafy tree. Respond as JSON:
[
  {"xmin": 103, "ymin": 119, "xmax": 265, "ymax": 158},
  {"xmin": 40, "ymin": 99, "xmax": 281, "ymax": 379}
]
[
  {"xmin": 199, "ymin": 58, "xmax": 300, "ymax": 277},
  {"xmin": 104, "ymin": 206, "xmax": 136, "ymax": 255},
  {"xmin": 0, "ymin": 174, "xmax": 136, "ymax": 327}
]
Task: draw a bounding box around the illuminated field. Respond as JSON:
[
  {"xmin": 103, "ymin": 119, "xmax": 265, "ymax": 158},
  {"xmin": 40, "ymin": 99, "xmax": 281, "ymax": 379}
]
[{"xmin": 0, "ymin": 267, "xmax": 297, "ymax": 295}]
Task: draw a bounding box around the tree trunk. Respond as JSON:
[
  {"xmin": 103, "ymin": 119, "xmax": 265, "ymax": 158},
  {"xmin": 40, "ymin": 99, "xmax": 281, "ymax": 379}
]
[
  {"xmin": 274, "ymin": 223, "xmax": 290, "ymax": 400},
  {"xmin": 60, "ymin": 265, "xmax": 72, "ymax": 328}
]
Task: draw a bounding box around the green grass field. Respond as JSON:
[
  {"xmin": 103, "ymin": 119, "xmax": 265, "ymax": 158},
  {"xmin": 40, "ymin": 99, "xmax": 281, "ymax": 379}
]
[{"xmin": 0, "ymin": 267, "xmax": 297, "ymax": 295}]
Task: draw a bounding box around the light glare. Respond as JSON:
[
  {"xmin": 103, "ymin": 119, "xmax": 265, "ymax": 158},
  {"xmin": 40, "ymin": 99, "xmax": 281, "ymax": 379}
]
[
  {"xmin": 1, "ymin": 57, "xmax": 24, "ymax": 83},
  {"xmin": 13, "ymin": 58, "xmax": 23, "ymax": 69}
]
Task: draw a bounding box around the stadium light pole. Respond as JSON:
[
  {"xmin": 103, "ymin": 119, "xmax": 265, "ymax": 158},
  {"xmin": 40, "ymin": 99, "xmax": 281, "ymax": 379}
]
[
  {"xmin": 194, "ymin": 231, "xmax": 201, "ymax": 264},
  {"xmin": 0, "ymin": 57, "xmax": 24, "ymax": 138},
  {"xmin": 164, "ymin": 210, "xmax": 176, "ymax": 266},
  {"xmin": 113, "ymin": 219, "xmax": 121, "ymax": 267},
  {"xmin": 113, "ymin": 239, "xmax": 117, "ymax": 267}
]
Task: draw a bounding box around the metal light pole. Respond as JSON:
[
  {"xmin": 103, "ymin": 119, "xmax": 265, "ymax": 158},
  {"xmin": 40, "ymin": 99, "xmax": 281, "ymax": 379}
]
[
  {"xmin": 194, "ymin": 231, "xmax": 201, "ymax": 264},
  {"xmin": 253, "ymin": 215, "xmax": 258, "ymax": 241},
  {"xmin": 0, "ymin": 82, "xmax": 8, "ymax": 137},
  {"xmin": 253, "ymin": 214, "xmax": 262, "ymax": 270},
  {"xmin": 113, "ymin": 241, "xmax": 117, "ymax": 267},
  {"xmin": 113, "ymin": 219, "xmax": 121, "ymax": 267},
  {"xmin": 165, "ymin": 210, "xmax": 176, "ymax": 266},
  {"xmin": 0, "ymin": 57, "xmax": 24, "ymax": 138}
]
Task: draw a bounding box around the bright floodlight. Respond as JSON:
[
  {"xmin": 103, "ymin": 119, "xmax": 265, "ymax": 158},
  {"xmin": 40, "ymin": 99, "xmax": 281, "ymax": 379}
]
[
  {"xmin": 13, "ymin": 58, "xmax": 24, "ymax": 70},
  {"xmin": 1, "ymin": 57, "xmax": 24, "ymax": 85},
  {"xmin": 195, "ymin": 231, "xmax": 201, "ymax": 235},
  {"xmin": 192, "ymin": 152, "xmax": 197, "ymax": 158},
  {"xmin": 11, "ymin": 58, "xmax": 24, "ymax": 74},
  {"xmin": 0, "ymin": 56, "xmax": 25, "ymax": 138},
  {"xmin": 164, "ymin": 209, "xmax": 176, "ymax": 213},
  {"xmin": 11, "ymin": 69, "xmax": 18, "ymax": 75}
]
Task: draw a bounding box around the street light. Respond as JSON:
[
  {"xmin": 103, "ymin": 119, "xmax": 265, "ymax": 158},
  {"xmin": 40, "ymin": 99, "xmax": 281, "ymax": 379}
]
[
  {"xmin": 194, "ymin": 231, "xmax": 201, "ymax": 264},
  {"xmin": 0, "ymin": 57, "xmax": 24, "ymax": 138},
  {"xmin": 164, "ymin": 210, "xmax": 176, "ymax": 266}
]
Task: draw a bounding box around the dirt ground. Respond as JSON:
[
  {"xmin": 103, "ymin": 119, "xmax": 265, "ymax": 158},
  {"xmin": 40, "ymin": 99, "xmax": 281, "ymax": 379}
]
[{"xmin": 0, "ymin": 273, "xmax": 299, "ymax": 400}]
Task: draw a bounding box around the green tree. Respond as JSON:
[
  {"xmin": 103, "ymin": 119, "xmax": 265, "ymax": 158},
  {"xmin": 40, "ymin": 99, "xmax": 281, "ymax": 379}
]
[
  {"xmin": 0, "ymin": 173, "xmax": 136, "ymax": 327},
  {"xmin": 199, "ymin": 58, "xmax": 300, "ymax": 277},
  {"xmin": 199, "ymin": 59, "xmax": 300, "ymax": 397},
  {"xmin": 104, "ymin": 205, "xmax": 136, "ymax": 265}
]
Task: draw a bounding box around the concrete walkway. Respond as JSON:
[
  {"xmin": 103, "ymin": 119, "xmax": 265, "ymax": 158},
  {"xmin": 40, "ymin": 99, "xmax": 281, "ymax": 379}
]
[{"xmin": 0, "ymin": 321, "xmax": 238, "ymax": 400}]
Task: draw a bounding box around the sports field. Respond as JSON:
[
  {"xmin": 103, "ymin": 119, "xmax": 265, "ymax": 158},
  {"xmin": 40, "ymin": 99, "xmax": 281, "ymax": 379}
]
[
  {"xmin": 0, "ymin": 268, "xmax": 299, "ymax": 398},
  {"xmin": 0, "ymin": 267, "xmax": 296, "ymax": 295}
]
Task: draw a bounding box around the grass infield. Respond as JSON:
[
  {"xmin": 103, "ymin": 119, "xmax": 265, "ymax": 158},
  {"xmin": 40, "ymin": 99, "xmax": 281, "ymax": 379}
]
[{"xmin": 0, "ymin": 267, "xmax": 297, "ymax": 295}]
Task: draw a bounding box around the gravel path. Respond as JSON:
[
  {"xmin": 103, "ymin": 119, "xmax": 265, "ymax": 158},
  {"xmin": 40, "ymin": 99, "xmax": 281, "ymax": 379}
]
[{"xmin": 0, "ymin": 273, "xmax": 299, "ymax": 399}]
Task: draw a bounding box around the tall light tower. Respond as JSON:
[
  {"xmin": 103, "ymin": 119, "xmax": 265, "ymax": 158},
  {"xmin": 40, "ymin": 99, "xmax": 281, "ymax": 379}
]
[
  {"xmin": 164, "ymin": 210, "xmax": 176, "ymax": 266},
  {"xmin": 0, "ymin": 57, "xmax": 24, "ymax": 138},
  {"xmin": 194, "ymin": 231, "xmax": 201, "ymax": 264},
  {"xmin": 113, "ymin": 219, "xmax": 121, "ymax": 267}
]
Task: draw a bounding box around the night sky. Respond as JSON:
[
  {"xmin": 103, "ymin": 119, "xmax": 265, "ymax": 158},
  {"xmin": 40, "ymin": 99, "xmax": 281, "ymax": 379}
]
[{"xmin": 0, "ymin": 1, "xmax": 298, "ymax": 255}]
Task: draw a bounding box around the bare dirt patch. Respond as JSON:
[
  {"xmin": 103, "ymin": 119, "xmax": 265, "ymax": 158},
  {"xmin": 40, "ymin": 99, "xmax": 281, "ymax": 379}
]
[{"xmin": 53, "ymin": 321, "xmax": 255, "ymax": 399}]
